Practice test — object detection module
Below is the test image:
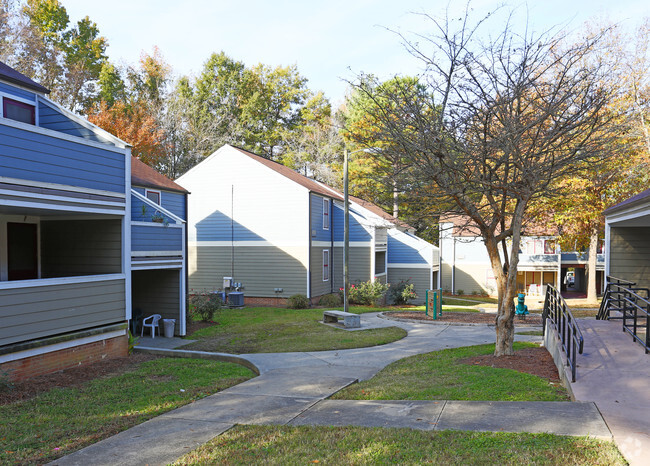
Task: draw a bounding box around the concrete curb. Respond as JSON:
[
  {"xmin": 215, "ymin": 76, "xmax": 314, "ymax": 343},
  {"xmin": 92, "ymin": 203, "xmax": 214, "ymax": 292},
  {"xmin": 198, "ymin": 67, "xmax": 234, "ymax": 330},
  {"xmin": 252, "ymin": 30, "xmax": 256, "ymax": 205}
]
[{"xmin": 134, "ymin": 347, "xmax": 260, "ymax": 375}]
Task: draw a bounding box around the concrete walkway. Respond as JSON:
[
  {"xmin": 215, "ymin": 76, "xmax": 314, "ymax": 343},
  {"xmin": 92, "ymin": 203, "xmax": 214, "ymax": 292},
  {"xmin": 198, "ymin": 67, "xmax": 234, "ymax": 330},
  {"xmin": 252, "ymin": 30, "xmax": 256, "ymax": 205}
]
[
  {"xmin": 52, "ymin": 314, "xmax": 613, "ymax": 466},
  {"xmin": 567, "ymin": 319, "xmax": 650, "ymax": 466}
]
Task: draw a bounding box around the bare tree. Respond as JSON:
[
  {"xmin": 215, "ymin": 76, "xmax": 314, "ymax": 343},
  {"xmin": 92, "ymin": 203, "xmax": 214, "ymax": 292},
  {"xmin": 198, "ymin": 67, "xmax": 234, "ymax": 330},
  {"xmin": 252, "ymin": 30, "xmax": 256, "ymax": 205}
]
[{"xmin": 350, "ymin": 7, "xmax": 624, "ymax": 355}]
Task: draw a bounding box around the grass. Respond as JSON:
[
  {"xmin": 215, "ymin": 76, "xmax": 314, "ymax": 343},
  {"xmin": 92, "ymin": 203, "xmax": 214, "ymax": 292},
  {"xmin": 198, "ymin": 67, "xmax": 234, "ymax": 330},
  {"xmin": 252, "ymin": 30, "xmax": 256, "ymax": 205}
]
[
  {"xmin": 173, "ymin": 425, "xmax": 625, "ymax": 465},
  {"xmin": 0, "ymin": 357, "xmax": 253, "ymax": 465},
  {"xmin": 332, "ymin": 342, "xmax": 570, "ymax": 401},
  {"xmin": 184, "ymin": 307, "xmax": 407, "ymax": 353}
]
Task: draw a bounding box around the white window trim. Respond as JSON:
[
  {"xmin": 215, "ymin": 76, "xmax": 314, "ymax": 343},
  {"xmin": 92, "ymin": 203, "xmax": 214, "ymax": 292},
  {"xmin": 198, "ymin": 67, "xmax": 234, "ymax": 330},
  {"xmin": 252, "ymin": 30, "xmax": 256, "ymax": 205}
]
[
  {"xmin": 1, "ymin": 94, "xmax": 37, "ymax": 125},
  {"xmin": 323, "ymin": 198, "xmax": 330, "ymax": 230},
  {"xmin": 145, "ymin": 188, "xmax": 161, "ymax": 205},
  {"xmin": 323, "ymin": 249, "xmax": 330, "ymax": 282}
]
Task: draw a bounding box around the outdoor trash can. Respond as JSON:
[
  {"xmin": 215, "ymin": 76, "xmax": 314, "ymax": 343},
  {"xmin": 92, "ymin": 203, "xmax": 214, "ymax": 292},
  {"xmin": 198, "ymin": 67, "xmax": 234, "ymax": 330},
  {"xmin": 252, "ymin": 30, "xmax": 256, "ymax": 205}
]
[{"xmin": 163, "ymin": 319, "xmax": 176, "ymax": 338}]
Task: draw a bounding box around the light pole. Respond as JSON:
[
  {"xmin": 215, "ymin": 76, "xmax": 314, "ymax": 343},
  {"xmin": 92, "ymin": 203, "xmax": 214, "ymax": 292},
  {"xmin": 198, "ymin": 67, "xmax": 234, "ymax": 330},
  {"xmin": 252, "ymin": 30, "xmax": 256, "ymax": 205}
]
[{"xmin": 343, "ymin": 147, "xmax": 377, "ymax": 313}]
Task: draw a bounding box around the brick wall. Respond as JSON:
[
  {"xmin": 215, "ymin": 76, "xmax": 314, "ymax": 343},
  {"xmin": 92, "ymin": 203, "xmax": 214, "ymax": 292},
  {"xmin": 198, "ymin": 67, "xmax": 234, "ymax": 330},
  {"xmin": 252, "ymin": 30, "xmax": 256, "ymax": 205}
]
[
  {"xmin": 1, "ymin": 335, "xmax": 128, "ymax": 382},
  {"xmin": 244, "ymin": 296, "xmax": 289, "ymax": 307}
]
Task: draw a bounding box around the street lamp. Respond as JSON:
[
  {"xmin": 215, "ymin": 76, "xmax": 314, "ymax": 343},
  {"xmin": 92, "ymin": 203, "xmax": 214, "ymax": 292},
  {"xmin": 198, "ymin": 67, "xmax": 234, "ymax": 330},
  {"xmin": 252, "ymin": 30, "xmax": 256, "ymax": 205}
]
[{"xmin": 343, "ymin": 147, "xmax": 378, "ymax": 313}]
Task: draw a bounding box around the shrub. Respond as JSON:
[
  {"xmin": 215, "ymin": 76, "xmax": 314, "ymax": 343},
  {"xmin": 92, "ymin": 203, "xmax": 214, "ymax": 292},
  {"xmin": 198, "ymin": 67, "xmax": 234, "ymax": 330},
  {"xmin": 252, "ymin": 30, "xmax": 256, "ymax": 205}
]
[
  {"xmin": 318, "ymin": 293, "xmax": 341, "ymax": 307},
  {"xmin": 347, "ymin": 280, "xmax": 390, "ymax": 306},
  {"xmin": 456, "ymin": 289, "xmax": 464, "ymax": 296},
  {"xmin": 389, "ymin": 279, "xmax": 418, "ymax": 305},
  {"xmin": 287, "ymin": 294, "xmax": 310, "ymax": 309},
  {"xmin": 189, "ymin": 292, "xmax": 222, "ymax": 322}
]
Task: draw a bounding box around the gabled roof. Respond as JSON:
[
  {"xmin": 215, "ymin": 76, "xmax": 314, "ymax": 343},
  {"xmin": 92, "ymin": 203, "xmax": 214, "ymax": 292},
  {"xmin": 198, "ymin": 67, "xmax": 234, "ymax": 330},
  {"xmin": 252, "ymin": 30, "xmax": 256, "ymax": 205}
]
[
  {"xmin": 131, "ymin": 157, "xmax": 188, "ymax": 193},
  {"xmin": 348, "ymin": 195, "xmax": 413, "ymax": 230},
  {"xmin": 229, "ymin": 145, "xmax": 343, "ymax": 201},
  {"xmin": 603, "ymin": 188, "xmax": 650, "ymax": 216},
  {"xmin": 0, "ymin": 61, "xmax": 50, "ymax": 95}
]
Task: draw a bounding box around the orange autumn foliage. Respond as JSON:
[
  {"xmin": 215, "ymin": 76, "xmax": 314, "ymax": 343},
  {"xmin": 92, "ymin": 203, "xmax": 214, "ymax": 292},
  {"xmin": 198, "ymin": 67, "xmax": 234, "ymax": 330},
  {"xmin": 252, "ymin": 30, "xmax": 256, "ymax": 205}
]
[{"xmin": 87, "ymin": 101, "xmax": 165, "ymax": 167}]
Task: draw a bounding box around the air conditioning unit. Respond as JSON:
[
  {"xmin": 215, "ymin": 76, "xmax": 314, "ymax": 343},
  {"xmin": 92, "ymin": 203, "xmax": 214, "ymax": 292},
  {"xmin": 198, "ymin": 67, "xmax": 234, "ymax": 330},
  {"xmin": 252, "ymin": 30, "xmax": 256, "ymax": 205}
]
[{"xmin": 228, "ymin": 291, "xmax": 244, "ymax": 307}]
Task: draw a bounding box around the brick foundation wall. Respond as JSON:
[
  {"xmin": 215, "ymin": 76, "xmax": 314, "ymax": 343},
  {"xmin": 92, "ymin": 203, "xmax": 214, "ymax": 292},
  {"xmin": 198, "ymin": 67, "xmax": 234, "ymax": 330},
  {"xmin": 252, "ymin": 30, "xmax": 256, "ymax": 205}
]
[
  {"xmin": 244, "ymin": 296, "xmax": 289, "ymax": 307},
  {"xmin": 1, "ymin": 335, "xmax": 128, "ymax": 382}
]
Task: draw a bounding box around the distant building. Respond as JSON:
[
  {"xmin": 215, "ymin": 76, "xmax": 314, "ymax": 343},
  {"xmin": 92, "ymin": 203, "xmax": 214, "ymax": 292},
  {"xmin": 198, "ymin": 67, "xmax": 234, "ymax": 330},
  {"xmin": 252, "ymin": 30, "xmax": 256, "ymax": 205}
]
[
  {"xmin": 176, "ymin": 144, "xmax": 439, "ymax": 305},
  {"xmin": 439, "ymin": 216, "xmax": 604, "ymax": 296}
]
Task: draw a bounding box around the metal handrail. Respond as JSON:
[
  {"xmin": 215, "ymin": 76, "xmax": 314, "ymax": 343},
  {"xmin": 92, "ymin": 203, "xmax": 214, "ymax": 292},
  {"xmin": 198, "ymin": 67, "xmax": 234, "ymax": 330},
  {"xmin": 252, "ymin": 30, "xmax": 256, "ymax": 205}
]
[
  {"xmin": 619, "ymin": 289, "xmax": 650, "ymax": 354},
  {"xmin": 597, "ymin": 276, "xmax": 637, "ymax": 320},
  {"xmin": 542, "ymin": 285, "xmax": 584, "ymax": 382}
]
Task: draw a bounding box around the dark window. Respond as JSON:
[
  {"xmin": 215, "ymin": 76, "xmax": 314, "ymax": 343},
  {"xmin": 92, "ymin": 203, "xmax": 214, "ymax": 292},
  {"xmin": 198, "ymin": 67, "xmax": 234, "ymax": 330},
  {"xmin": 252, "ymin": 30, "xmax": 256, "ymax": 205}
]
[
  {"xmin": 8, "ymin": 222, "xmax": 38, "ymax": 280},
  {"xmin": 3, "ymin": 98, "xmax": 35, "ymax": 125},
  {"xmin": 145, "ymin": 189, "xmax": 161, "ymax": 204},
  {"xmin": 375, "ymin": 251, "xmax": 386, "ymax": 275},
  {"xmin": 544, "ymin": 239, "xmax": 557, "ymax": 254}
]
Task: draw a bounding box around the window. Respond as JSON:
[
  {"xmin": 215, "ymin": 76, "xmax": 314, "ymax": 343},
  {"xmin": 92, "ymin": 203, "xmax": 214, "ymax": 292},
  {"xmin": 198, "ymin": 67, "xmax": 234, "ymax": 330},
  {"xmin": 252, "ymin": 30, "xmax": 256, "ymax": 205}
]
[
  {"xmin": 323, "ymin": 249, "xmax": 330, "ymax": 281},
  {"xmin": 544, "ymin": 239, "xmax": 557, "ymax": 254},
  {"xmin": 322, "ymin": 198, "xmax": 329, "ymax": 229},
  {"xmin": 3, "ymin": 97, "xmax": 35, "ymax": 125},
  {"xmin": 145, "ymin": 189, "xmax": 161, "ymax": 205},
  {"xmin": 374, "ymin": 251, "xmax": 386, "ymax": 275}
]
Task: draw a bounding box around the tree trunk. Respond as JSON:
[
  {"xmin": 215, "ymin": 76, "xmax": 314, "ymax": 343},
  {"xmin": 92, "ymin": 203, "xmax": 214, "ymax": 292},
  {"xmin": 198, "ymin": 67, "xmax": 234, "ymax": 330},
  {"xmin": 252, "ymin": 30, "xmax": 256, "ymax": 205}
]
[
  {"xmin": 586, "ymin": 224, "xmax": 599, "ymax": 304},
  {"xmin": 492, "ymin": 204, "xmax": 526, "ymax": 356}
]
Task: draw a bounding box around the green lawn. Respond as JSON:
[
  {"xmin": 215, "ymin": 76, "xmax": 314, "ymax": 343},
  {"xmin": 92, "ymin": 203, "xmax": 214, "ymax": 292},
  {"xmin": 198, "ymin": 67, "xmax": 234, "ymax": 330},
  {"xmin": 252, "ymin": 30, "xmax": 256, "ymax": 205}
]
[
  {"xmin": 173, "ymin": 425, "xmax": 624, "ymax": 465},
  {"xmin": 445, "ymin": 295, "xmax": 499, "ymax": 305},
  {"xmin": 333, "ymin": 342, "xmax": 570, "ymax": 401},
  {"xmin": 0, "ymin": 357, "xmax": 253, "ymax": 465},
  {"xmin": 184, "ymin": 307, "xmax": 407, "ymax": 353}
]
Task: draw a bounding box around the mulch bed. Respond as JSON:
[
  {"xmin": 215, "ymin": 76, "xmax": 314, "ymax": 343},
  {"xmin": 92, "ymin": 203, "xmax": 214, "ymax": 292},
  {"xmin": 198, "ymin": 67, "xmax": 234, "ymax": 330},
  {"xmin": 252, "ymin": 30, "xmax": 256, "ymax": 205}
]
[
  {"xmin": 386, "ymin": 310, "xmax": 543, "ymax": 325},
  {"xmin": 461, "ymin": 346, "xmax": 561, "ymax": 382},
  {"xmin": 0, "ymin": 353, "xmax": 157, "ymax": 406}
]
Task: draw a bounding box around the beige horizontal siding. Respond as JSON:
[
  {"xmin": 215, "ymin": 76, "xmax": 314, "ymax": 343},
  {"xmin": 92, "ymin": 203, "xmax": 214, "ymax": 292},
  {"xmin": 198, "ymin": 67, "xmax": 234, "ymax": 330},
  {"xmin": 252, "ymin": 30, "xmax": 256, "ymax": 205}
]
[
  {"xmin": 610, "ymin": 227, "xmax": 650, "ymax": 289},
  {"xmin": 132, "ymin": 270, "xmax": 180, "ymax": 328},
  {"xmin": 387, "ymin": 267, "xmax": 430, "ymax": 305},
  {"xmin": 0, "ymin": 279, "xmax": 125, "ymax": 346},
  {"xmin": 189, "ymin": 245, "xmax": 308, "ymax": 298}
]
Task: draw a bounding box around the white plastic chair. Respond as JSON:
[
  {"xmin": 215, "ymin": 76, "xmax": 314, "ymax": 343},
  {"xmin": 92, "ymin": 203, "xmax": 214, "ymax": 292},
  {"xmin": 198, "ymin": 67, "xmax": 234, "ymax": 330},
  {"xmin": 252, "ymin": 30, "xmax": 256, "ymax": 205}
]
[{"xmin": 141, "ymin": 314, "xmax": 161, "ymax": 338}]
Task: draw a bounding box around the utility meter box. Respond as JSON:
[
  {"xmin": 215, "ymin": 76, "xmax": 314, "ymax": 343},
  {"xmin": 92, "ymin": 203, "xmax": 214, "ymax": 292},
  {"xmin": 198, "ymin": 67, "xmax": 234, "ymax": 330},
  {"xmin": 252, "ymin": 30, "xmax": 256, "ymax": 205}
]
[{"xmin": 223, "ymin": 277, "xmax": 232, "ymax": 289}]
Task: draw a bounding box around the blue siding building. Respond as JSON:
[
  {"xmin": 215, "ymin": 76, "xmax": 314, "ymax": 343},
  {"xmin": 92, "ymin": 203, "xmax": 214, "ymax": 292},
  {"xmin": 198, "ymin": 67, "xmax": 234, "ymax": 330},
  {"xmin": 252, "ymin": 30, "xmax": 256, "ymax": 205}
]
[{"xmin": 0, "ymin": 61, "xmax": 186, "ymax": 381}]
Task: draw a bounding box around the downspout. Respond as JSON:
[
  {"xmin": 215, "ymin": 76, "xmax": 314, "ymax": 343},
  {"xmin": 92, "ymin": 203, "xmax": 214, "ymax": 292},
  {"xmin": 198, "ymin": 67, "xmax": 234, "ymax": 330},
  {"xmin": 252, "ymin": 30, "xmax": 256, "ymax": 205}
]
[
  {"xmin": 451, "ymin": 236, "xmax": 456, "ymax": 294},
  {"xmin": 182, "ymin": 192, "xmax": 189, "ymax": 336},
  {"xmin": 330, "ymin": 198, "xmax": 334, "ymax": 294},
  {"xmin": 307, "ymin": 193, "xmax": 312, "ymax": 299}
]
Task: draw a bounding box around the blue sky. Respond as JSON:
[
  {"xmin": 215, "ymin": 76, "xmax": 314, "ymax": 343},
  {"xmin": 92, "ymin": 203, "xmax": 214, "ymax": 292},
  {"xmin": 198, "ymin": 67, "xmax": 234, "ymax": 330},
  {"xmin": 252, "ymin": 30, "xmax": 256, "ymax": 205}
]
[{"xmin": 61, "ymin": 0, "xmax": 648, "ymax": 106}]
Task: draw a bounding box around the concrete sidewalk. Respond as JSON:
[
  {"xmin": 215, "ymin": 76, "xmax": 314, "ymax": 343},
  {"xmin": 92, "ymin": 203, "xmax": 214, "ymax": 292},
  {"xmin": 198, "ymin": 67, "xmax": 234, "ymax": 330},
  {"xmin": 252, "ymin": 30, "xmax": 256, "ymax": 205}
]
[
  {"xmin": 51, "ymin": 314, "xmax": 614, "ymax": 466},
  {"xmin": 566, "ymin": 319, "xmax": 650, "ymax": 466}
]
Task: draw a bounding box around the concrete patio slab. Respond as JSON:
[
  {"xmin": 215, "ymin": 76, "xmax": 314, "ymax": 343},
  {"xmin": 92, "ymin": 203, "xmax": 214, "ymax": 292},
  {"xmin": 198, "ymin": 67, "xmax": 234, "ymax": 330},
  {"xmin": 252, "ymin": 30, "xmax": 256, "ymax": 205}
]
[
  {"xmin": 50, "ymin": 416, "xmax": 232, "ymax": 466},
  {"xmin": 436, "ymin": 401, "xmax": 612, "ymax": 439},
  {"xmin": 290, "ymin": 400, "xmax": 445, "ymax": 430}
]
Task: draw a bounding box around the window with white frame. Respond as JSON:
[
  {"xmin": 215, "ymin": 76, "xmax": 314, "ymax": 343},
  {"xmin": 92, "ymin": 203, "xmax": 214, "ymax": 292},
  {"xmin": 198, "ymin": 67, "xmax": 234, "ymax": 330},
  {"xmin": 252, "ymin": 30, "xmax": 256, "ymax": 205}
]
[
  {"xmin": 2, "ymin": 97, "xmax": 35, "ymax": 125},
  {"xmin": 323, "ymin": 249, "xmax": 330, "ymax": 281},
  {"xmin": 145, "ymin": 189, "xmax": 161, "ymax": 205},
  {"xmin": 323, "ymin": 198, "xmax": 329, "ymax": 229}
]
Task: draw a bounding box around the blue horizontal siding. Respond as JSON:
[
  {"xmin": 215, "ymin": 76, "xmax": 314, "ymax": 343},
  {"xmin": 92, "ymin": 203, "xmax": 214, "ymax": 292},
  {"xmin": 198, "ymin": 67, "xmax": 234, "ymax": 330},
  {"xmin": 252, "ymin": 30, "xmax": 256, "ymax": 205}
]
[
  {"xmin": 0, "ymin": 82, "xmax": 36, "ymax": 101},
  {"xmin": 133, "ymin": 186, "xmax": 186, "ymax": 220},
  {"xmin": 195, "ymin": 210, "xmax": 264, "ymax": 241},
  {"xmin": 388, "ymin": 234, "xmax": 427, "ymax": 264},
  {"xmin": 310, "ymin": 193, "xmax": 332, "ymax": 242},
  {"xmin": 131, "ymin": 224, "xmax": 183, "ymax": 252},
  {"xmin": 0, "ymin": 123, "xmax": 125, "ymax": 193},
  {"xmin": 38, "ymin": 102, "xmax": 105, "ymax": 142},
  {"xmin": 332, "ymin": 203, "xmax": 371, "ymax": 242}
]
